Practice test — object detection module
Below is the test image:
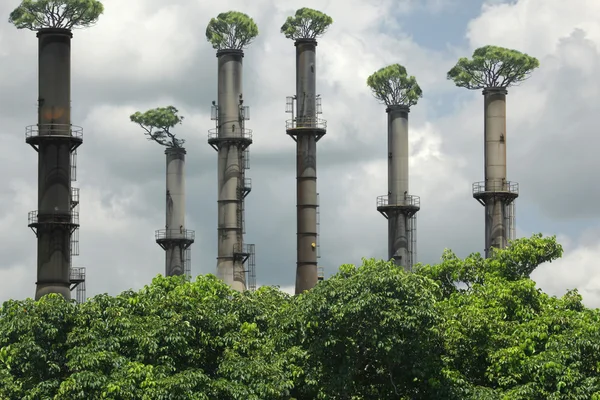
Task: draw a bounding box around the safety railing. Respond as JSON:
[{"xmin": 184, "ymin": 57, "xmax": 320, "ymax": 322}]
[
  {"xmin": 26, "ymin": 124, "xmax": 83, "ymax": 139},
  {"xmin": 472, "ymin": 180, "xmax": 519, "ymax": 195},
  {"xmin": 155, "ymin": 229, "xmax": 195, "ymax": 241},
  {"xmin": 70, "ymin": 267, "xmax": 86, "ymax": 282},
  {"xmin": 71, "ymin": 187, "xmax": 80, "ymax": 206},
  {"xmin": 377, "ymin": 194, "xmax": 420, "ymax": 208},
  {"xmin": 28, "ymin": 210, "xmax": 79, "ymax": 225},
  {"xmin": 286, "ymin": 117, "xmax": 327, "ymax": 130},
  {"xmin": 207, "ymin": 127, "xmax": 253, "ymax": 141},
  {"xmin": 234, "ymin": 243, "xmax": 254, "ymax": 256}
]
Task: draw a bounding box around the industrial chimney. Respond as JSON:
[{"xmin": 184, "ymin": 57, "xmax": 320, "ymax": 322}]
[
  {"xmin": 10, "ymin": 0, "xmax": 103, "ymax": 300},
  {"xmin": 447, "ymin": 46, "xmax": 540, "ymax": 256},
  {"xmin": 129, "ymin": 106, "xmax": 195, "ymax": 277},
  {"xmin": 473, "ymin": 88, "xmax": 518, "ymax": 256},
  {"xmin": 206, "ymin": 11, "xmax": 258, "ymax": 291},
  {"xmin": 367, "ymin": 64, "xmax": 423, "ymax": 271},
  {"xmin": 25, "ymin": 28, "xmax": 81, "ymax": 300},
  {"xmin": 157, "ymin": 147, "xmax": 195, "ymax": 277},
  {"xmin": 281, "ymin": 8, "xmax": 333, "ymax": 294}
]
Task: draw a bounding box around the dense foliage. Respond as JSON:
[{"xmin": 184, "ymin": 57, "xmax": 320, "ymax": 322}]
[
  {"xmin": 130, "ymin": 106, "xmax": 185, "ymax": 148},
  {"xmin": 281, "ymin": 8, "xmax": 333, "ymax": 40},
  {"xmin": 9, "ymin": 0, "xmax": 104, "ymax": 30},
  {"xmin": 2, "ymin": 234, "xmax": 599, "ymax": 399},
  {"xmin": 367, "ymin": 63, "xmax": 423, "ymax": 107},
  {"xmin": 447, "ymin": 45, "xmax": 540, "ymax": 90},
  {"xmin": 205, "ymin": 11, "xmax": 259, "ymax": 51}
]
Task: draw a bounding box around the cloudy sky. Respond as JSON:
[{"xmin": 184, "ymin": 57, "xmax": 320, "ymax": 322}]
[{"xmin": 0, "ymin": 0, "xmax": 598, "ymax": 306}]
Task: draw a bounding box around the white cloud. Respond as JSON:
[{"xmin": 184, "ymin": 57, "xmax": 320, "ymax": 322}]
[{"xmin": 467, "ymin": 0, "xmax": 600, "ymax": 56}]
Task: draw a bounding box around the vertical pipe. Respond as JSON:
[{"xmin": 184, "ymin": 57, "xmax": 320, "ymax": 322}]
[
  {"xmin": 483, "ymin": 88, "xmax": 508, "ymax": 255},
  {"xmin": 165, "ymin": 147, "xmax": 186, "ymax": 276},
  {"xmin": 295, "ymin": 39, "xmax": 319, "ymax": 294},
  {"xmin": 387, "ymin": 106, "xmax": 410, "ymax": 270},
  {"xmin": 216, "ymin": 50, "xmax": 246, "ymax": 291},
  {"xmin": 35, "ymin": 28, "xmax": 73, "ymax": 300}
]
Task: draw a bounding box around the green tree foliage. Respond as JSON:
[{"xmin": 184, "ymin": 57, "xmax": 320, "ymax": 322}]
[
  {"xmin": 205, "ymin": 11, "xmax": 258, "ymax": 51},
  {"xmin": 130, "ymin": 106, "xmax": 185, "ymax": 148},
  {"xmin": 418, "ymin": 234, "xmax": 600, "ymax": 399},
  {"xmin": 9, "ymin": 0, "xmax": 104, "ymax": 30},
  {"xmin": 447, "ymin": 45, "xmax": 540, "ymax": 90},
  {"xmin": 288, "ymin": 259, "xmax": 454, "ymax": 399},
  {"xmin": 2, "ymin": 235, "xmax": 600, "ymax": 399},
  {"xmin": 367, "ymin": 63, "xmax": 423, "ymax": 107},
  {"xmin": 281, "ymin": 7, "xmax": 333, "ymax": 40}
]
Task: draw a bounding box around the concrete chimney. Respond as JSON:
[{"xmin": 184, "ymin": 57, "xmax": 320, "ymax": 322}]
[
  {"xmin": 209, "ymin": 49, "xmax": 256, "ymax": 292},
  {"xmin": 26, "ymin": 28, "xmax": 82, "ymax": 300},
  {"xmin": 155, "ymin": 147, "xmax": 194, "ymax": 277},
  {"xmin": 285, "ymin": 39, "xmax": 327, "ymax": 294},
  {"xmin": 377, "ymin": 105, "xmax": 420, "ymax": 271},
  {"xmin": 473, "ymin": 87, "xmax": 518, "ymax": 257}
]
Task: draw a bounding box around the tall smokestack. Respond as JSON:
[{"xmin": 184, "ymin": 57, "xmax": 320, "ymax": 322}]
[
  {"xmin": 208, "ymin": 50, "xmax": 256, "ymax": 292},
  {"xmin": 130, "ymin": 105, "xmax": 193, "ymax": 276},
  {"xmin": 376, "ymin": 106, "xmax": 420, "ymax": 270},
  {"xmin": 156, "ymin": 147, "xmax": 195, "ymax": 277},
  {"xmin": 281, "ymin": 8, "xmax": 332, "ymax": 293},
  {"xmin": 447, "ymin": 46, "xmax": 539, "ymax": 256},
  {"xmin": 26, "ymin": 28, "xmax": 81, "ymax": 300},
  {"xmin": 473, "ymin": 87, "xmax": 518, "ymax": 256},
  {"xmin": 206, "ymin": 12, "xmax": 258, "ymax": 292},
  {"xmin": 11, "ymin": 0, "xmax": 103, "ymax": 301},
  {"xmin": 367, "ymin": 64, "xmax": 423, "ymax": 271},
  {"xmin": 285, "ymin": 38, "xmax": 326, "ymax": 293}
]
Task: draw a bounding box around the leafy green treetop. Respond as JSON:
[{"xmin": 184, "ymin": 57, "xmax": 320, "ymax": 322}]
[
  {"xmin": 9, "ymin": 0, "xmax": 104, "ymax": 31},
  {"xmin": 205, "ymin": 11, "xmax": 258, "ymax": 51},
  {"xmin": 447, "ymin": 45, "xmax": 540, "ymax": 90},
  {"xmin": 2, "ymin": 234, "xmax": 600, "ymax": 398},
  {"xmin": 366, "ymin": 64, "xmax": 423, "ymax": 107},
  {"xmin": 281, "ymin": 7, "xmax": 333, "ymax": 40},
  {"xmin": 130, "ymin": 106, "xmax": 185, "ymax": 148}
]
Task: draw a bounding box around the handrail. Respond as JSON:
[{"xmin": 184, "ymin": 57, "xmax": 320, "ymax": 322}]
[
  {"xmin": 71, "ymin": 187, "xmax": 80, "ymax": 203},
  {"xmin": 377, "ymin": 194, "xmax": 420, "ymax": 208},
  {"xmin": 234, "ymin": 243, "xmax": 255, "ymax": 255},
  {"xmin": 286, "ymin": 117, "xmax": 327, "ymax": 130},
  {"xmin": 26, "ymin": 124, "xmax": 83, "ymax": 139},
  {"xmin": 472, "ymin": 180, "xmax": 519, "ymax": 194},
  {"xmin": 155, "ymin": 229, "xmax": 195, "ymax": 241},
  {"xmin": 28, "ymin": 210, "xmax": 79, "ymax": 225},
  {"xmin": 70, "ymin": 267, "xmax": 86, "ymax": 281},
  {"xmin": 207, "ymin": 127, "xmax": 253, "ymax": 140}
]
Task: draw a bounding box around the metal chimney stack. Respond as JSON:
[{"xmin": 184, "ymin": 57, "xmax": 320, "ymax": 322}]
[
  {"xmin": 155, "ymin": 147, "xmax": 195, "ymax": 277},
  {"xmin": 376, "ymin": 105, "xmax": 420, "ymax": 271},
  {"xmin": 285, "ymin": 38, "xmax": 327, "ymax": 294},
  {"xmin": 26, "ymin": 28, "xmax": 83, "ymax": 301},
  {"xmin": 209, "ymin": 49, "xmax": 256, "ymax": 292},
  {"xmin": 473, "ymin": 87, "xmax": 518, "ymax": 256}
]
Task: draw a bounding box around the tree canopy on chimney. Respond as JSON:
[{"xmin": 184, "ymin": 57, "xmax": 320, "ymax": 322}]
[
  {"xmin": 206, "ymin": 11, "xmax": 259, "ymax": 51},
  {"xmin": 447, "ymin": 45, "xmax": 540, "ymax": 90},
  {"xmin": 9, "ymin": 0, "xmax": 104, "ymax": 30},
  {"xmin": 130, "ymin": 106, "xmax": 185, "ymax": 148}
]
